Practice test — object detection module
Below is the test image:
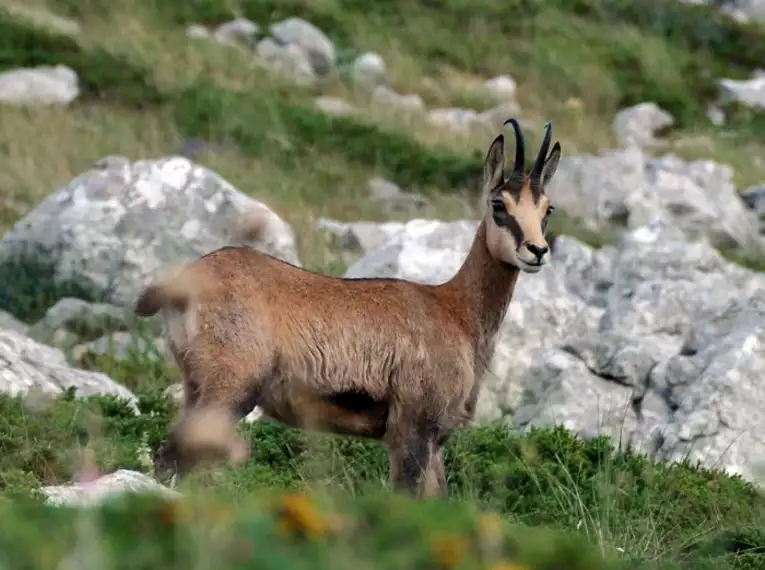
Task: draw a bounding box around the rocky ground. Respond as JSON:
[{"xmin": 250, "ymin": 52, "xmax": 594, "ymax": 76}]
[{"xmin": 1, "ymin": 1, "xmax": 765, "ymax": 568}]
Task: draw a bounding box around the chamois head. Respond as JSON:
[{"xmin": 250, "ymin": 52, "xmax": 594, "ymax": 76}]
[{"xmin": 483, "ymin": 118, "xmax": 561, "ymax": 273}]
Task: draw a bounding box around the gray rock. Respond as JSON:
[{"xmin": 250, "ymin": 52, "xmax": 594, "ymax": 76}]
[
  {"xmin": 0, "ymin": 309, "xmax": 29, "ymax": 335},
  {"xmin": 0, "ymin": 65, "xmax": 79, "ymax": 106},
  {"xmin": 351, "ymin": 52, "xmax": 386, "ymax": 87},
  {"xmin": 483, "ymin": 75, "xmax": 517, "ymax": 102},
  {"xmin": 720, "ymin": 73, "xmax": 765, "ymax": 110},
  {"xmin": 368, "ymin": 177, "xmax": 428, "ymax": 213},
  {"xmin": 344, "ymin": 213, "xmax": 765, "ymax": 481},
  {"xmin": 344, "ymin": 219, "xmax": 480, "ymax": 284},
  {"xmin": 316, "ymin": 218, "xmax": 408, "ymax": 253},
  {"xmin": 740, "ymin": 183, "xmax": 765, "ymax": 233},
  {"xmin": 371, "ymin": 86, "xmax": 425, "ymax": 114},
  {"xmin": 613, "ymin": 102, "xmax": 674, "ymax": 148},
  {"xmin": 255, "ymin": 37, "xmax": 316, "ymax": 87},
  {"xmin": 0, "ymin": 328, "xmax": 137, "ymax": 408},
  {"xmin": 0, "ymin": 155, "xmax": 299, "ymax": 309},
  {"xmin": 186, "ymin": 24, "xmax": 210, "ymax": 39},
  {"xmin": 28, "ymin": 298, "xmax": 128, "ymax": 344},
  {"xmin": 269, "ymin": 17, "xmax": 335, "ymax": 75},
  {"xmin": 545, "ymin": 147, "xmax": 761, "ymax": 250},
  {"xmin": 315, "ymin": 96, "xmax": 356, "ymax": 116},
  {"xmin": 72, "ymin": 331, "xmax": 169, "ymax": 362},
  {"xmin": 213, "ymin": 18, "xmax": 260, "ymax": 47},
  {"xmin": 651, "ymin": 291, "xmax": 765, "ymax": 482},
  {"xmin": 42, "ymin": 469, "xmax": 180, "ymax": 507}
]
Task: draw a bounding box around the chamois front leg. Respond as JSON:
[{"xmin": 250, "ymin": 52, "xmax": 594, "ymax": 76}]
[
  {"xmin": 422, "ymin": 446, "xmax": 447, "ymax": 499},
  {"xmin": 385, "ymin": 415, "xmax": 447, "ymax": 499}
]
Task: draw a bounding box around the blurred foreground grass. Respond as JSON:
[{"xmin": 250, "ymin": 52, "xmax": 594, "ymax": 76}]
[{"xmin": 1, "ymin": 387, "xmax": 764, "ymax": 569}]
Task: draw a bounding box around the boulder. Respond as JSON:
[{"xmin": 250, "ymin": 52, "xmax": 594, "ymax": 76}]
[{"xmin": 0, "ymin": 155, "xmax": 299, "ymax": 309}]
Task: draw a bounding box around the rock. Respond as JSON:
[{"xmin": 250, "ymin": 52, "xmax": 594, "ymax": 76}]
[
  {"xmin": 164, "ymin": 382, "xmax": 184, "ymax": 405},
  {"xmin": 687, "ymin": 0, "xmax": 765, "ymax": 22},
  {"xmin": 740, "ymin": 183, "xmax": 765, "ymax": 233},
  {"xmin": 707, "ymin": 104, "xmax": 725, "ymax": 126},
  {"xmin": 351, "ymin": 52, "xmax": 386, "ymax": 87},
  {"xmin": 255, "ymin": 37, "xmax": 316, "ymax": 87},
  {"xmin": 344, "ymin": 219, "xmax": 480, "ymax": 284},
  {"xmin": 0, "ymin": 328, "xmax": 138, "ymax": 408},
  {"xmin": 719, "ymin": 73, "xmax": 765, "ymax": 110},
  {"xmin": 612, "ymin": 102, "xmax": 674, "ymax": 148},
  {"xmin": 650, "ymin": 291, "xmax": 765, "ymax": 481},
  {"xmin": 269, "ymin": 17, "xmax": 335, "ymax": 75},
  {"xmin": 316, "ymin": 218, "xmax": 408, "ymax": 253},
  {"xmin": 427, "ymin": 102, "xmax": 521, "ymax": 136},
  {"xmin": 41, "ymin": 469, "xmax": 180, "ymax": 507},
  {"xmin": 0, "ymin": 65, "xmax": 79, "ymax": 106},
  {"xmin": 315, "ymin": 96, "xmax": 356, "ymax": 116},
  {"xmin": 0, "ymin": 155, "xmax": 300, "ymax": 309},
  {"xmin": 427, "ymin": 107, "xmax": 483, "ymax": 134},
  {"xmin": 545, "ymin": 146, "xmax": 761, "ymax": 250},
  {"xmin": 511, "ymin": 219, "xmax": 765, "ymax": 479},
  {"xmin": 213, "ymin": 18, "xmax": 260, "ymax": 47},
  {"xmin": 186, "ymin": 24, "xmax": 210, "ymax": 39},
  {"xmin": 371, "ymin": 86, "xmax": 425, "ymax": 114},
  {"xmin": 477, "ymin": 102, "xmax": 523, "ymax": 128},
  {"xmin": 28, "ymin": 298, "xmax": 128, "ymax": 345},
  {"xmin": 344, "ymin": 214, "xmax": 765, "ymax": 481},
  {"xmin": 0, "ymin": 309, "xmax": 29, "ymax": 336},
  {"xmin": 368, "ymin": 177, "xmax": 428, "ymax": 213},
  {"xmin": 483, "ymin": 75, "xmax": 517, "ymax": 102},
  {"xmin": 72, "ymin": 331, "xmax": 169, "ymax": 362}
]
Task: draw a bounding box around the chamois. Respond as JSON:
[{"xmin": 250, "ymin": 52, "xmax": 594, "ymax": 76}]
[{"xmin": 134, "ymin": 118, "xmax": 562, "ymax": 498}]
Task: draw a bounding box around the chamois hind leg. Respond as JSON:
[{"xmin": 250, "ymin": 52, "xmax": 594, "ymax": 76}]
[{"xmin": 153, "ymin": 350, "xmax": 266, "ymax": 482}]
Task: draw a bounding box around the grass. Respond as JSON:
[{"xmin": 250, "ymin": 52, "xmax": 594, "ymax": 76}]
[
  {"xmin": 1, "ymin": 386, "xmax": 765, "ymax": 569},
  {"xmin": 1, "ymin": 0, "xmax": 765, "ymax": 568}
]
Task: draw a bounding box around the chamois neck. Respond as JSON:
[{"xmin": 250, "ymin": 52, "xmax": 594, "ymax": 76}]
[{"xmin": 442, "ymin": 220, "xmax": 520, "ymax": 343}]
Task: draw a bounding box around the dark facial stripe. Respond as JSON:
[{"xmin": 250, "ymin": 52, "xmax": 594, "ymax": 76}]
[{"xmin": 493, "ymin": 211, "xmax": 524, "ymax": 246}]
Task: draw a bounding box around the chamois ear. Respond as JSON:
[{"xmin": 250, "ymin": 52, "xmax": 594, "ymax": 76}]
[
  {"xmin": 541, "ymin": 142, "xmax": 561, "ymax": 187},
  {"xmin": 483, "ymin": 134, "xmax": 505, "ymax": 192}
]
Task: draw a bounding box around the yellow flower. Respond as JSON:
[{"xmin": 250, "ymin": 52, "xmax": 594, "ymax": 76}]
[
  {"xmin": 478, "ymin": 513, "xmax": 502, "ymax": 541},
  {"xmin": 430, "ymin": 533, "xmax": 469, "ymax": 569},
  {"xmin": 275, "ymin": 493, "xmax": 328, "ymax": 540},
  {"xmin": 160, "ymin": 500, "xmax": 195, "ymax": 527}
]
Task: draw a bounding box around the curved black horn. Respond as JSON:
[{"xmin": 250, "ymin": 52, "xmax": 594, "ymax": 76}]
[
  {"xmin": 531, "ymin": 121, "xmax": 552, "ymax": 180},
  {"xmin": 503, "ymin": 117, "xmax": 525, "ymax": 178}
]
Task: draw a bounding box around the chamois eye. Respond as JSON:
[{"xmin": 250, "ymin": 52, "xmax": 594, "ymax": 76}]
[
  {"xmin": 491, "ymin": 198, "xmax": 505, "ymax": 213},
  {"xmin": 546, "ymin": 205, "xmax": 555, "ymax": 216}
]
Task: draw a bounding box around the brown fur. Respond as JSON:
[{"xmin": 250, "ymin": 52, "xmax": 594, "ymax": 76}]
[{"xmin": 137, "ymin": 118, "xmax": 562, "ymax": 499}]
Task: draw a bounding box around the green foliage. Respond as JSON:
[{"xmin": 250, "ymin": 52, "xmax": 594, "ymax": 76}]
[
  {"xmin": 0, "ymin": 257, "xmax": 105, "ymax": 323},
  {"xmin": 0, "ymin": 389, "xmax": 174, "ymax": 487},
  {"xmin": 2, "ymin": 387, "xmax": 764, "ymax": 568},
  {"xmin": 172, "ymin": 81, "xmax": 482, "ymax": 191},
  {"xmin": 0, "ymin": 8, "xmax": 165, "ymax": 108},
  {"xmin": 0, "ymin": 489, "xmax": 641, "ymax": 570},
  {"xmin": 113, "ymin": 0, "xmax": 765, "ymax": 127}
]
